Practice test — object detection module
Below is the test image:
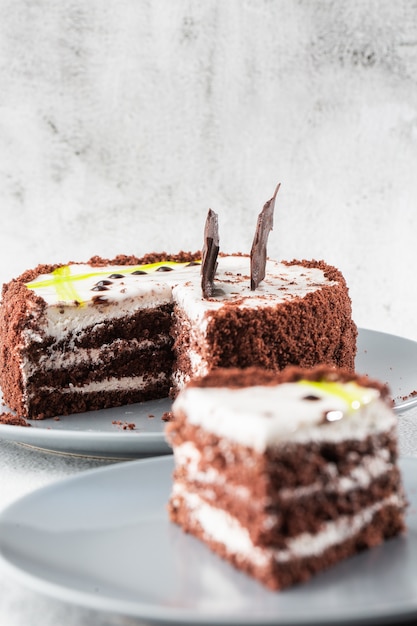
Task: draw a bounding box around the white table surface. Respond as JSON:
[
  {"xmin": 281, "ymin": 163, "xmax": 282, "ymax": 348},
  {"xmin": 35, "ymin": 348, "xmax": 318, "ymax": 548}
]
[{"xmin": 1, "ymin": 409, "xmax": 417, "ymax": 626}]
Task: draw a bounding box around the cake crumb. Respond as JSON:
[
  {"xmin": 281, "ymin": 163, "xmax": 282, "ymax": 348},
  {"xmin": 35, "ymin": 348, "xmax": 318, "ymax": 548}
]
[
  {"xmin": 148, "ymin": 413, "xmax": 155, "ymax": 419},
  {"xmin": 162, "ymin": 411, "xmax": 173, "ymax": 422},
  {"xmin": 401, "ymin": 390, "xmax": 417, "ymax": 401},
  {"xmin": 112, "ymin": 420, "xmax": 136, "ymax": 430},
  {"xmin": 0, "ymin": 412, "xmax": 31, "ymax": 427}
]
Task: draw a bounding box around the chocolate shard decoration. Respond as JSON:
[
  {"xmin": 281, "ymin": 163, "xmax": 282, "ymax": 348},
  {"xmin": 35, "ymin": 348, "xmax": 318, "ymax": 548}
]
[
  {"xmin": 201, "ymin": 208, "xmax": 220, "ymax": 298},
  {"xmin": 250, "ymin": 183, "xmax": 280, "ymax": 290}
]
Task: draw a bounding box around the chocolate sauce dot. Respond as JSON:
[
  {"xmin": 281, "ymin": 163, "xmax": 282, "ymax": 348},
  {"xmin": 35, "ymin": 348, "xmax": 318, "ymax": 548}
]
[
  {"xmin": 186, "ymin": 261, "xmax": 201, "ymax": 267},
  {"xmin": 108, "ymin": 273, "xmax": 124, "ymax": 279},
  {"xmin": 92, "ymin": 295, "xmax": 107, "ymax": 304},
  {"xmin": 156, "ymin": 266, "xmax": 174, "ymax": 272},
  {"xmin": 303, "ymin": 394, "xmax": 320, "ymax": 401},
  {"xmin": 96, "ymin": 280, "xmax": 112, "ymax": 286},
  {"xmin": 131, "ymin": 270, "xmax": 148, "ymax": 275},
  {"xmin": 91, "ymin": 285, "xmax": 109, "ymax": 291}
]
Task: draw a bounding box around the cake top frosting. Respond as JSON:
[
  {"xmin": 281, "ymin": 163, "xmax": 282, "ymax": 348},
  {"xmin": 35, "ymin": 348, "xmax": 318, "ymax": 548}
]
[
  {"xmin": 25, "ymin": 260, "xmax": 202, "ymax": 307},
  {"xmin": 172, "ymin": 366, "xmax": 395, "ymax": 451},
  {"xmin": 172, "ymin": 257, "xmax": 338, "ymax": 325},
  {"xmin": 24, "ymin": 256, "xmax": 339, "ymax": 311}
]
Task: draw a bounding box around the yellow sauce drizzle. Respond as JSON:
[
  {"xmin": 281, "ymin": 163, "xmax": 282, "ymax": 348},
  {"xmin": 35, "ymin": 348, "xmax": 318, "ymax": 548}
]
[
  {"xmin": 49, "ymin": 265, "xmax": 82, "ymax": 304},
  {"xmin": 298, "ymin": 379, "xmax": 375, "ymax": 412}
]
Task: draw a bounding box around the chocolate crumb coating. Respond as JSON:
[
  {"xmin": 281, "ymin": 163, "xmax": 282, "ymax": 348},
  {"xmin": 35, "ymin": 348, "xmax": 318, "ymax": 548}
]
[
  {"xmin": 0, "ymin": 412, "xmax": 31, "ymax": 427},
  {"xmin": 185, "ymin": 364, "xmax": 392, "ymax": 401}
]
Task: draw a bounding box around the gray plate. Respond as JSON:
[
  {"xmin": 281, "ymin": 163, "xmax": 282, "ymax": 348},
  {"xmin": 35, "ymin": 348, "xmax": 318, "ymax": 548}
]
[
  {"xmin": 0, "ymin": 396, "xmax": 172, "ymax": 459},
  {"xmin": 0, "ymin": 456, "xmax": 416, "ymax": 625},
  {"xmin": 1, "ymin": 327, "xmax": 417, "ymax": 459}
]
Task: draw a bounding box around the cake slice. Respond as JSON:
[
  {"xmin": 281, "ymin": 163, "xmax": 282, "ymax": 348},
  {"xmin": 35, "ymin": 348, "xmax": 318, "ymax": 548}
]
[{"xmin": 166, "ymin": 365, "xmax": 407, "ymax": 590}]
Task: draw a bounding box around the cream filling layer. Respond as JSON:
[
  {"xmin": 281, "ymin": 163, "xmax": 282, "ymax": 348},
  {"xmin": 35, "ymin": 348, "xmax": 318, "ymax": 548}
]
[
  {"xmin": 174, "ymin": 489, "xmax": 403, "ymax": 566},
  {"xmin": 27, "ymin": 373, "xmax": 168, "ymax": 396},
  {"xmin": 171, "ymin": 350, "xmax": 208, "ymax": 388},
  {"xmin": 22, "ymin": 336, "xmax": 171, "ymax": 379},
  {"xmin": 173, "ymin": 442, "xmax": 394, "ymax": 501}
]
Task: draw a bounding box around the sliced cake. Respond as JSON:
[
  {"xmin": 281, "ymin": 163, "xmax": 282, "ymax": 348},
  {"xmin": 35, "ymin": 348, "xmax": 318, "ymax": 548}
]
[
  {"xmin": 0, "ymin": 254, "xmax": 356, "ymax": 419},
  {"xmin": 0, "ymin": 187, "xmax": 357, "ymax": 420}
]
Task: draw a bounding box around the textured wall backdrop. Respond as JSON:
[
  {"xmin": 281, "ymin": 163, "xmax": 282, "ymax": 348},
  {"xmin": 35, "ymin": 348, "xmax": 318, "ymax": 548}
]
[{"xmin": 0, "ymin": 0, "xmax": 417, "ymax": 339}]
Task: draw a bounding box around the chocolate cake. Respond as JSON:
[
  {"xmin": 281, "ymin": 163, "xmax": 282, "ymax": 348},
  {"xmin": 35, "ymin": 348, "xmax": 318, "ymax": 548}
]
[
  {"xmin": 166, "ymin": 366, "xmax": 407, "ymax": 590},
  {"xmin": 0, "ymin": 253, "xmax": 356, "ymax": 420},
  {"xmin": 0, "ymin": 187, "xmax": 357, "ymax": 420}
]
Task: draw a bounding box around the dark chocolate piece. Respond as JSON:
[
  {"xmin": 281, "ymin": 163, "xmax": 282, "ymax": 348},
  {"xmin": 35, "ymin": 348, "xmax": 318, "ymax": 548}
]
[
  {"xmin": 250, "ymin": 183, "xmax": 280, "ymax": 290},
  {"xmin": 201, "ymin": 209, "xmax": 219, "ymax": 298}
]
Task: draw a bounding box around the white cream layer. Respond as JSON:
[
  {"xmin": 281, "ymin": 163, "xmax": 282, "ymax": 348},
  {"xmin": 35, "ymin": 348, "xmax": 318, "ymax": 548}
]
[
  {"xmin": 172, "ymin": 383, "xmax": 395, "ymax": 452},
  {"xmin": 173, "ymin": 441, "xmax": 394, "ymax": 501},
  {"xmin": 30, "ymin": 373, "xmax": 167, "ymax": 395},
  {"xmin": 174, "ymin": 488, "xmax": 403, "ymax": 567},
  {"xmin": 22, "ymin": 335, "xmax": 171, "ymax": 379}
]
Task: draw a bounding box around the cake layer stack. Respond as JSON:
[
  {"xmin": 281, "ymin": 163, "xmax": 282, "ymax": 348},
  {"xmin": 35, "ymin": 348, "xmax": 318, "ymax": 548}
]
[{"xmin": 167, "ymin": 366, "xmax": 406, "ymax": 590}]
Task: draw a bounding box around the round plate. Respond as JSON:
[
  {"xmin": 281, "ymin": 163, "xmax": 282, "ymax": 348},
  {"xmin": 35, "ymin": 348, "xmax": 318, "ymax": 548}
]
[
  {"xmin": 1, "ymin": 327, "xmax": 417, "ymax": 458},
  {"xmin": 0, "ymin": 456, "xmax": 416, "ymax": 625}
]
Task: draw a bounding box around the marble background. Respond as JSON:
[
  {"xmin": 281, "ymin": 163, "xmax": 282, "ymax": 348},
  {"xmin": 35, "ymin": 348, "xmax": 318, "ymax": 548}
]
[{"xmin": 1, "ymin": 0, "xmax": 417, "ymax": 340}]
